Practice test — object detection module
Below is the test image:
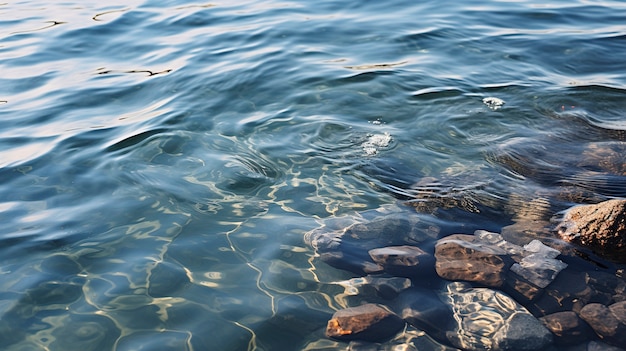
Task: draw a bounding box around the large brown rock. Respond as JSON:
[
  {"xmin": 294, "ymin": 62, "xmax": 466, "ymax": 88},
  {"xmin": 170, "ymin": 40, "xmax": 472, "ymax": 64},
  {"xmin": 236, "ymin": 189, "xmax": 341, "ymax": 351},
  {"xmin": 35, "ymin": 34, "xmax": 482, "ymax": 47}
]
[
  {"xmin": 434, "ymin": 234, "xmax": 510, "ymax": 287},
  {"xmin": 555, "ymin": 199, "xmax": 626, "ymax": 262},
  {"xmin": 325, "ymin": 303, "xmax": 404, "ymax": 342},
  {"xmin": 579, "ymin": 301, "xmax": 626, "ymax": 347}
]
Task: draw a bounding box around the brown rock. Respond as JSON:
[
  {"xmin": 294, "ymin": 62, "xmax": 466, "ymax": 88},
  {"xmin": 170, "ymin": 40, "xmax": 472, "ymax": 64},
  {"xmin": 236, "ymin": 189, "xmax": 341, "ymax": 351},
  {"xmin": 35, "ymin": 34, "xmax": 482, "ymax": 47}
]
[
  {"xmin": 610, "ymin": 301, "xmax": 626, "ymax": 325},
  {"xmin": 579, "ymin": 302, "xmax": 626, "ymax": 347},
  {"xmin": 539, "ymin": 311, "xmax": 592, "ymax": 345},
  {"xmin": 434, "ymin": 234, "xmax": 509, "ymax": 287},
  {"xmin": 555, "ymin": 199, "xmax": 626, "ymax": 263},
  {"xmin": 325, "ymin": 303, "xmax": 404, "ymax": 342}
]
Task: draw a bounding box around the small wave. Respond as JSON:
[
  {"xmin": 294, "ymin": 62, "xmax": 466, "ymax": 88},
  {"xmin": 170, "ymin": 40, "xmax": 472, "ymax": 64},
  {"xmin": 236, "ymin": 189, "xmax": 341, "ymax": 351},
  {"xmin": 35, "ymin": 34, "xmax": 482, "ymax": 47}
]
[{"xmin": 105, "ymin": 128, "xmax": 167, "ymax": 153}]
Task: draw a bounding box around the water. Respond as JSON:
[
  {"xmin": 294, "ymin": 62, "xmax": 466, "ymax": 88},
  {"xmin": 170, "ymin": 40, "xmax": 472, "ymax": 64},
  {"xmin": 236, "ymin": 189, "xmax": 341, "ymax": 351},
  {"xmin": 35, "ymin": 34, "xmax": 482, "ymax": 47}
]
[{"xmin": 1, "ymin": 0, "xmax": 625, "ymax": 350}]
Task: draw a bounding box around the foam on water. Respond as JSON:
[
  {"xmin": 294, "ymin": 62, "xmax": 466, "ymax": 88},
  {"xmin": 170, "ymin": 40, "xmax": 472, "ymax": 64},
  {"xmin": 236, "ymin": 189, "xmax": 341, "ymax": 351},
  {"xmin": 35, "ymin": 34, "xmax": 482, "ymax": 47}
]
[{"xmin": 362, "ymin": 132, "xmax": 392, "ymax": 156}]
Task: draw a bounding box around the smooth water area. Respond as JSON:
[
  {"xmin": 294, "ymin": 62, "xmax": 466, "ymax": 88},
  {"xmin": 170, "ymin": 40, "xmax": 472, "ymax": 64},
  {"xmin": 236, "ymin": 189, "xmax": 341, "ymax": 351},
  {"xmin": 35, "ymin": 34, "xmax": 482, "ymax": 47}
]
[{"xmin": 1, "ymin": 0, "xmax": 626, "ymax": 350}]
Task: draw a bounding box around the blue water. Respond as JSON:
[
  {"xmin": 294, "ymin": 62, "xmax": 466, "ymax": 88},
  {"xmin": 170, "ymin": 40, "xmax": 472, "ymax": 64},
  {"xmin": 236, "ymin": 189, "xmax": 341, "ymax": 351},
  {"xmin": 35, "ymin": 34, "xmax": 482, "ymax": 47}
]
[{"xmin": 1, "ymin": 0, "xmax": 626, "ymax": 350}]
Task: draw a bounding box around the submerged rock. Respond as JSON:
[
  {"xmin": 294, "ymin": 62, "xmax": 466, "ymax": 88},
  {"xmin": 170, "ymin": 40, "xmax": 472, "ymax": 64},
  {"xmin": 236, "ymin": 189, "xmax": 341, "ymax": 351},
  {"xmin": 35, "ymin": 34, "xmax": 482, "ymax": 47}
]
[
  {"xmin": 368, "ymin": 245, "xmax": 434, "ymax": 277},
  {"xmin": 304, "ymin": 205, "xmax": 440, "ymax": 275},
  {"xmin": 392, "ymin": 287, "xmax": 455, "ymax": 343},
  {"xmin": 555, "ymin": 199, "xmax": 626, "ymax": 263},
  {"xmin": 509, "ymin": 240, "xmax": 568, "ymax": 289},
  {"xmin": 526, "ymin": 270, "xmax": 626, "ymax": 317},
  {"xmin": 539, "ymin": 311, "xmax": 592, "ymax": 345},
  {"xmin": 325, "ymin": 304, "xmax": 404, "ymax": 342},
  {"xmin": 579, "ymin": 301, "xmax": 626, "ymax": 348},
  {"xmin": 435, "ymin": 231, "xmax": 567, "ymax": 291},
  {"xmin": 579, "ymin": 142, "xmax": 626, "ymax": 176},
  {"xmin": 434, "ymin": 234, "xmax": 511, "ymax": 288},
  {"xmin": 501, "ymin": 193, "xmax": 553, "ymax": 246},
  {"xmin": 405, "ymin": 174, "xmax": 498, "ymax": 216},
  {"xmin": 305, "ymin": 199, "xmax": 622, "ymax": 348},
  {"xmin": 443, "ymin": 282, "xmax": 553, "ymax": 351},
  {"xmin": 587, "ymin": 341, "xmax": 626, "ymax": 351},
  {"xmin": 335, "ymin": 276, "xmax": 412, "ymax": 300}
]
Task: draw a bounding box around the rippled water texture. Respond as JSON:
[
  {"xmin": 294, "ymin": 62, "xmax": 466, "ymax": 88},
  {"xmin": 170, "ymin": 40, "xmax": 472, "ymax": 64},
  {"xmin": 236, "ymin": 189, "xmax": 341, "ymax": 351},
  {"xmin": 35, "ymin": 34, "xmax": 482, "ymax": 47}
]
[{"xmin": 1, "ymin": 0, "xmax": 626, "ymax": 350}]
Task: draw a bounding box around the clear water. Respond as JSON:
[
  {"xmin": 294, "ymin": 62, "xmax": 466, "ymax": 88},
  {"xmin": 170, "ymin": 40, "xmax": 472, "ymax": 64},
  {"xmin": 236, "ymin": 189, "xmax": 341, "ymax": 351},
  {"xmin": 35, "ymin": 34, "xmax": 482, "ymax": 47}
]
[{"xmin": 1, "ymin": 0, "xmax": 625, "ymax": 350}]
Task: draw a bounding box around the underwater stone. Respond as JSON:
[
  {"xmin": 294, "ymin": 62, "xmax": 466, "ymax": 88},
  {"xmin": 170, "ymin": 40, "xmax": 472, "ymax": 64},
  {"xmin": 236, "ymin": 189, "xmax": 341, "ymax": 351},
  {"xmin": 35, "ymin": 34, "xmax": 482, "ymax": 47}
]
[
  {"xmin": 523, "ymin": 240, "xmax": 560, "ymax": 259},
  {"xmin": 587, "ymin": 341, "xmax": 626, "ymax": 351},
  {"xmin": 304, "ymin": 205, "xmax": 441, "ymax": 275},
  {"xmin": 304, "ymin": 229, "xmax": 342, "ymax": 252},
  {"xmin": 527, "ymin": 270, "xmax": 591, "ymax": 316},
  {"xmin": 368, "ymin": 245, "xmax": 434, "ymax": 277},
  {"xmin": 510, "ymin": 240, "xmax": 567, "ymax": 289},
  {"xmin": 579, "ymin": 142, "xmax": 626, "ymax": 176},
  {"xmin": 391, "ymin": 287, "xmax": 453, "ymax": 343},
  {"xmin": 510, "ymin": 256, "xmax": 566, "ymax": 288},
  {"xmin": 319, "ymin": 251, "xmax": 383, "ymax": 275},
  {"xmin": 444, "ymin": 282, "xmax": 552, "ymax": 351},
  {"xmin": 335, "ymin": 276, "xmax": 412, "ymax": 300},
  {"xmin": 474, "ymin": 230, "xmax": 525, "ymax": 256},
  {"xmin": 326, "ymin": 303, "xmax": 404, "ymax": 342},
  {"xmin": 504, "ymin": 273, "xmax": 545, "ymax": 303},
  {"xmin": 435, "ymin": 234, "xmax": 509, "ymax": 287},
  {"xmin": 494, "ymin": 313, "xmax": 554, "ymax": 351},
  {"xmin": 579, "ymin": 302, "xmax": 626, "ymax": 348},
  {"xmin": 539, "ymin": 311, "xmax": 592, "ymax": 345}
]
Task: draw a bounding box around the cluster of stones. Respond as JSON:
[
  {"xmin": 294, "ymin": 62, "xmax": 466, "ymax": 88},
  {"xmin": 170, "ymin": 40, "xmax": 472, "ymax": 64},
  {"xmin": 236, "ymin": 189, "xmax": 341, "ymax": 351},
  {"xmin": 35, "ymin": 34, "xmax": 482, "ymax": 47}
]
[{"xmin": 306, "ymin": 199, "xmax": 626, "ymax": 350}]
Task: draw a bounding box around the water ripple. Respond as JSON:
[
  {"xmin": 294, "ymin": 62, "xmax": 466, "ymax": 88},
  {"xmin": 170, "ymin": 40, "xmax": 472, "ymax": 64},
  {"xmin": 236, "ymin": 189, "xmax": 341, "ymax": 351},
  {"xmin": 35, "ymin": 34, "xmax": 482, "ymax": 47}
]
[{"xmin": 2, "ymin": 0, "xmax": 626, "ymax": 350}]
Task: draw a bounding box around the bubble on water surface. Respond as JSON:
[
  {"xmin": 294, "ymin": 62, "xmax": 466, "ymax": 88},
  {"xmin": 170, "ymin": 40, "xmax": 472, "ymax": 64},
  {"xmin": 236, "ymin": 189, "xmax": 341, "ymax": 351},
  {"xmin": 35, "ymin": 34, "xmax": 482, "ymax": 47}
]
[
  {"xmin": 362, "ymin": 132, "xmax": 392, "ymax": 156},
  {"xmin": 482, "ymin": 97, "xmax": 505, "ymax": 111}
]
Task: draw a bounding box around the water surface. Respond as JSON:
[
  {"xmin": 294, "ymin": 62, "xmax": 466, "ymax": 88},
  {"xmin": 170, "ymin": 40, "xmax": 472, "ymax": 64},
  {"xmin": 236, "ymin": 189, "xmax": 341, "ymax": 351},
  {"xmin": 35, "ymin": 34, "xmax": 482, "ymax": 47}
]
[{"xmin": 1, "ymin": 0, "xmax": 626, "ymax": 350}]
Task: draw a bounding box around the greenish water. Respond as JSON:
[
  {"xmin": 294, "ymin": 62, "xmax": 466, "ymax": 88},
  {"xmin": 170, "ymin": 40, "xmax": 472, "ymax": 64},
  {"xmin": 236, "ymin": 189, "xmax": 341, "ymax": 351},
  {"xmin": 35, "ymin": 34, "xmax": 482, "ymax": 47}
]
[{"xmin": 1, "ymin": 0, "xmax": 626, "ymax": 350}]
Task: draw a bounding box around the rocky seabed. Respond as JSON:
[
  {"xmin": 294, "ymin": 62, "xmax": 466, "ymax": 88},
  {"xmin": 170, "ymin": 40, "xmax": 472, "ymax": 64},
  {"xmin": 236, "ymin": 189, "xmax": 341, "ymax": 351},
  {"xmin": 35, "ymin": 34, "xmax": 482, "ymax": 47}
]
[{"xmin": 305, "ymin": 199, "xmax": 626, "ymax": 351}]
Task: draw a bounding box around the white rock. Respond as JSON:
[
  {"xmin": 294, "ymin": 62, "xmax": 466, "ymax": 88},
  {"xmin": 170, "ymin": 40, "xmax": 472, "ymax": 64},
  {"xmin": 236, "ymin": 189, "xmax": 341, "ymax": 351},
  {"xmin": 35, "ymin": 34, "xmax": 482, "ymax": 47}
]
[
  {"xmin": 511, "ymin": 256, "xmax": 568, "ymax": 288},
  {"xmin": 523, "ymin": 240, "xmax": 560, "ymax": 259}
]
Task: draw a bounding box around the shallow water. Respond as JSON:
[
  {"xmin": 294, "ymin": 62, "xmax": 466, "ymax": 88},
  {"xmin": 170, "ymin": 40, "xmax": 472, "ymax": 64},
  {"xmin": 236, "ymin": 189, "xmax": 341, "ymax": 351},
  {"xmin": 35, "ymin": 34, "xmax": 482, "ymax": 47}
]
[{"xmin": 1, "ymin": 0, "xmax": 626, "ymax": 350}]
